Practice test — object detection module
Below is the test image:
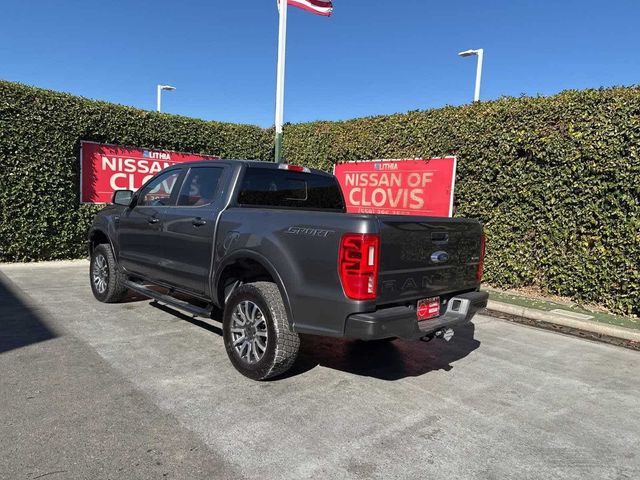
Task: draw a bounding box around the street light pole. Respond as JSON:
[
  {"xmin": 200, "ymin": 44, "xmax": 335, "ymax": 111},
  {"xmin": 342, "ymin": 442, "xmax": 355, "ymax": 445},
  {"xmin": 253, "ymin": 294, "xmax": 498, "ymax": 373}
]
[
  {"xmin": 156, "ymin": 84, "xmax": 176, "ymax": 112},
  {"xmin": 458, "ymin": 49, "xmax": 484, "ymax": 102},
  {"xmin": 473, "ymin": 49, "xmax": 483, "ymax": 102}
]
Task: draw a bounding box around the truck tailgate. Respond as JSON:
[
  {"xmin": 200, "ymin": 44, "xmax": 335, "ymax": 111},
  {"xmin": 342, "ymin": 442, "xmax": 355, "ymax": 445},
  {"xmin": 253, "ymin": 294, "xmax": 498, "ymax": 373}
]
[{"xmin": 376, "ymin": 216, "xmax": 483, "ymax": 305}]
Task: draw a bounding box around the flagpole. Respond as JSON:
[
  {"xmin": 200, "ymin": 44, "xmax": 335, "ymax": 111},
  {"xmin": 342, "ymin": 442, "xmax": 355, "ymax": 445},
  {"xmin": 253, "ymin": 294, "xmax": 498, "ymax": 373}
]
[{"xmin": 274, "ymin": 0, "xmax": 288, "ymax": 163}]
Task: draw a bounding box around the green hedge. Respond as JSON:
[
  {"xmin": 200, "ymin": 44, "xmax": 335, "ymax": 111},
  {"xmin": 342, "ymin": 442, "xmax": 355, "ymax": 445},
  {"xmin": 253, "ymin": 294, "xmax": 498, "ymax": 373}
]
[
  {"xmin": 282, "ymin": 88, "xmax": 640, "ymax": 315},
  {"xmin": 0, "ymin": 81, "xmax": 271, "ymax": 262},
  {"xmin": 1, "ymin": 80, "xmax": 638, "ymax": 315}
]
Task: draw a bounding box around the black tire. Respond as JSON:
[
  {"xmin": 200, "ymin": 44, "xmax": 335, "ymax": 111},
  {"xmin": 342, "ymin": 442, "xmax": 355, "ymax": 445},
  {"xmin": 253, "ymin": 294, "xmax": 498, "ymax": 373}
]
[
  {"xmin": 90, "ymin": 243, "xmax": 128, "ymax": 303},
  {"xmin": 223, "ymin": 282, "xmax": 300, "ymax": 380}
]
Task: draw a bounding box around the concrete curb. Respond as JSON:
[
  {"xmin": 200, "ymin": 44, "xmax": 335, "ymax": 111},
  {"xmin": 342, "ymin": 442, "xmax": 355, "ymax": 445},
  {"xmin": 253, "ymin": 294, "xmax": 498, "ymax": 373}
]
[
  {"xmin": 485, "ymin": 300, "xmax": 640, "ymax": 350},
  {"xmin": 0, "ymin": 259, "xmax": 89, "ymax": 269}
]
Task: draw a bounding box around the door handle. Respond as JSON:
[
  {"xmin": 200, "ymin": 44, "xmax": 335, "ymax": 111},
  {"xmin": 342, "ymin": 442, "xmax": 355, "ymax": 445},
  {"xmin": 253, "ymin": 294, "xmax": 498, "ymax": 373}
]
[
  {"xmin": 192, "ymin": 217, "xmax": 207, "ymax": 227},
  {"xmin": 148, "ymin": 217, "xmax": 160, "ymax": 224}
]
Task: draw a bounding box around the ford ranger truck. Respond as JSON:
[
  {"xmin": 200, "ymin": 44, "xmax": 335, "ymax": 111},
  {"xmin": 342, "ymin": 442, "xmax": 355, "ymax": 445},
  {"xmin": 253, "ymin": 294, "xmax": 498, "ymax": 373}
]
[{"xmin": 88, "ymin": 160, "xmax": 488, "ymax": 380}]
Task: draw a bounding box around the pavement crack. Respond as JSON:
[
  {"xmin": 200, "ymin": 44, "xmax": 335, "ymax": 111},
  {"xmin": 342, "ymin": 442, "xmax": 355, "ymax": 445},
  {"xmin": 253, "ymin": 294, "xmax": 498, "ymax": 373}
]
[{"xmin": 32, "ymin": 470, "xmax": 68, "ymax": 479}]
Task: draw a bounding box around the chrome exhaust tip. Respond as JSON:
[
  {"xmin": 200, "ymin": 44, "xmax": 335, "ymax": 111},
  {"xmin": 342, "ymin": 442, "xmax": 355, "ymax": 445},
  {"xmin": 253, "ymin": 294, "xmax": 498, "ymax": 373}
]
[{"xmin": 434, "ymin": 328, "xmax": 455, "ymax": 342}]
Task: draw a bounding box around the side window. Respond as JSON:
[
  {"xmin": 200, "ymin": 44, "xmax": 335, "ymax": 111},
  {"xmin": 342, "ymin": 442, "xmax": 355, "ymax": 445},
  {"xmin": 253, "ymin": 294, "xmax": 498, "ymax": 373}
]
[
  {"xmin": 138, "ymin": 170, "xmax": 182, "ymax": 207},
  {"xmin": 177, "ymin": 167, "xmax": 224, "ymax": 207}
]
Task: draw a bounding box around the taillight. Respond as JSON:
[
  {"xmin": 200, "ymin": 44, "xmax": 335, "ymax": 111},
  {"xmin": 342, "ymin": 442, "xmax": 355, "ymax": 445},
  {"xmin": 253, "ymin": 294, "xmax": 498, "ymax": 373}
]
[
  {"xmin": 476, "ymin": 232, "xmax": 486, "ymax": 282},
  {"xmin": 338, "ymin": 233, "xmax": 380, "ymax": 300}
]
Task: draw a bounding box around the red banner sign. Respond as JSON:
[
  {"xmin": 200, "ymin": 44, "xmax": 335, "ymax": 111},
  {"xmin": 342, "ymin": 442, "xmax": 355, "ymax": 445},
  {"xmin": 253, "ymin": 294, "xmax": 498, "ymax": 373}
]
[
  {"xmin": 333, "ymin": 158, "xmax": 457, "ymax": 217},
  {"xmin": 80, "ymin": 141, "xmax": 218, "ymax": 203}
]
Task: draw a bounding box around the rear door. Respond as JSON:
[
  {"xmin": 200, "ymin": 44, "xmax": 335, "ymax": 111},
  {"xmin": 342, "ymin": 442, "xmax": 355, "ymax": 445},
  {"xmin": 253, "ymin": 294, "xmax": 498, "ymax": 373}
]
[
  {"xmin": 376, "ymin": 216, "xmax": 483, "ymax": 305},
  {"xmin": 157, "ymin": 165, "xmax": 229, "ymax": 295}
]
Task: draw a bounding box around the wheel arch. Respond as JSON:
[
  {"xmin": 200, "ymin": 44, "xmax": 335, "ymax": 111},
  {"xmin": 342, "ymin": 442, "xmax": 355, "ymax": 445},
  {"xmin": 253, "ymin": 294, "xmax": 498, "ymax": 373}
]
[
  {"xmin": 214, "ymin": 250, "xmax": 295, "ymax": 329},
  {"xmin": 88, "ymin": 228, "xmax": 115, "ymax": 255}
]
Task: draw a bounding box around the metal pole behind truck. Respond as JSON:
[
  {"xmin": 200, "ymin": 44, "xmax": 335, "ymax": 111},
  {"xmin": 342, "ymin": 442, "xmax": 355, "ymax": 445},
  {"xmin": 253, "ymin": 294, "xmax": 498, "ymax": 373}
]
[
  {"xmin": 156, "ymin": 84, "xmax": 176, "ymax": 113},
  {"xmin": 474, "ymin": 49, "xmax": 484, "ymax": 102},
  {"xmin": 457, "ymin": 49, "xmax": 484, "ymax": 102},
  {"xmin": 274, "ymin": 1, "xmax": 288, "ymax": 163},
  {"xmin": 272, "ymin": 1, "xmax": 332, "ymax": 162}
]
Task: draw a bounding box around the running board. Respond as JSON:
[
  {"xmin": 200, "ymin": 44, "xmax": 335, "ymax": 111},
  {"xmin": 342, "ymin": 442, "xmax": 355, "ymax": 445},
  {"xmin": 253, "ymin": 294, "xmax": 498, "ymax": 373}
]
[{"xmin": 125, "ymin": 281, "xmax": 213, "ymax": 318}]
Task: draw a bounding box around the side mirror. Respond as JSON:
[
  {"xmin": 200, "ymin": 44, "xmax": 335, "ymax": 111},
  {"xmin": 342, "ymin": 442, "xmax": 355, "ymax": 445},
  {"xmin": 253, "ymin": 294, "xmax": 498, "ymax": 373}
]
[{"xmin": 112, "ymin": 189, "xmax": 133, "ymax": 206}]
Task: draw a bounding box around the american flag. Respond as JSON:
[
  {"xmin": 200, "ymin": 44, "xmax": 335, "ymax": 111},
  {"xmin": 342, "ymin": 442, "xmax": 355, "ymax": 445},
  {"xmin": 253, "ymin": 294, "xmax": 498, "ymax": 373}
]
[{"xmin": 280, "ymin": 0, "xmax": 333, "ymax": 17}]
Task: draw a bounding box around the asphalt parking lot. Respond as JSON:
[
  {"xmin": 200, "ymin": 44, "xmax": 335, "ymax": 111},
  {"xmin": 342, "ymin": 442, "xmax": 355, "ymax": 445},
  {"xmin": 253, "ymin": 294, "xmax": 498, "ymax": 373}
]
[{"xmin": 1, "ymin": 261, "xmax": 639, "ymax": 480}]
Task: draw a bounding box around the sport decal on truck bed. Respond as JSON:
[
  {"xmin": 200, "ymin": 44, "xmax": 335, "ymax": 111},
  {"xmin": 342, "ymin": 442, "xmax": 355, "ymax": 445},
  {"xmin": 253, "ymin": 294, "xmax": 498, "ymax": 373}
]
[{"xmin": 286, "ymin": 226, "xmax": 335, "ymax": 238}]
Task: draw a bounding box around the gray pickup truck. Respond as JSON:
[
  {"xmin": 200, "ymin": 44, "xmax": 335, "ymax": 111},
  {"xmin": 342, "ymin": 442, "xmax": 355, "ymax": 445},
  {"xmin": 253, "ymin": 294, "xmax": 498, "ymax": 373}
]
[{"xmin": 89, "ymin": 160, "xmax": 488, "ymax": 380}]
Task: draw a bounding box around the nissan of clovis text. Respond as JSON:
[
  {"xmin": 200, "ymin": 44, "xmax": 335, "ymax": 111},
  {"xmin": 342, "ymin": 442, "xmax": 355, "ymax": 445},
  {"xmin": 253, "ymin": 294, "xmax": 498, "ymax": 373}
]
[{"xmin": 88, "ymin": 160, "xmax": 488, "ymax": 380}]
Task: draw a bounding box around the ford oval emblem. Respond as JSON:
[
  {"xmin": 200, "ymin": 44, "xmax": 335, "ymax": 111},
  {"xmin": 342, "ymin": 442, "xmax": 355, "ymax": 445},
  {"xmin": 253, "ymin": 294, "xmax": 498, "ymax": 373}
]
[{"xmin": 431, "ymin": 251, "xmax": 449, "ymax": 263}]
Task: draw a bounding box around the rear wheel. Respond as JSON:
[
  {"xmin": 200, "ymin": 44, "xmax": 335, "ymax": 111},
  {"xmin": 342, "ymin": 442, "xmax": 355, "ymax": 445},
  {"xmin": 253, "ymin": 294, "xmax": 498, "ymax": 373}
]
[
  {"xmin": 90, "ymin": 243, "xmax": 128, "ymax": 303},
  {"xmin": 223, "ymin": 282, "xmax": 300, "ymax": 380}
]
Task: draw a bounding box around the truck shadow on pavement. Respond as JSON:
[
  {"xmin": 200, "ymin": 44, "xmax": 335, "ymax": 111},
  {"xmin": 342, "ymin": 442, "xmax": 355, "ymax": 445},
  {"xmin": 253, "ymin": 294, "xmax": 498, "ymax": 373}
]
[
  {"xmin": 286, "ymin": 323, "xmax": 481, "ymax": 381},
  {"xmin": 150, "ymin": 301, "xmax": 480, "ymax": 381},
  {"xmin": 0, "ymin": 271, "xmax": 57, "ymax": 354},
  {"xmin": 151, "ymin": 301, "xmax": 223, "ymax": 336}
]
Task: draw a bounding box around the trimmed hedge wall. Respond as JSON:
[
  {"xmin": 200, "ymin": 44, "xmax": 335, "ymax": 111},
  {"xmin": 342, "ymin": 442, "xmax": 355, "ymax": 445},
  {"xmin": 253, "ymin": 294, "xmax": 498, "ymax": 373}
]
[
  {"xmin": 1, "ymin": 80, "xmax": 638, "ymax": 315},
  {"xmin": 0, "ymin": 81, "xmax": 271, "ymax": 262},
  {"xmin": 282, "ymin": 88, "xmax": 640, "ymax": 315}
]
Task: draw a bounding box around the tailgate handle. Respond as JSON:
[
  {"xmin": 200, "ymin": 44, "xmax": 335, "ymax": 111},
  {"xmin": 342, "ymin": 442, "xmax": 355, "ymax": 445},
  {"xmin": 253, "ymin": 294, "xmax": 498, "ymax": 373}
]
[{"xmin": 431, "ymin": 232, "xmax": 449, "ymax": 244}]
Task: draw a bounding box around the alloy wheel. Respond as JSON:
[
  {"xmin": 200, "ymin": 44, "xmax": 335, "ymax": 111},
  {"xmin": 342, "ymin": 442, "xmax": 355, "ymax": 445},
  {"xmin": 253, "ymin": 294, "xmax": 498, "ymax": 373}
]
[
  {"xmin": 230, "ymin": 300, "xmax": 269, "ymax": 364},
  {"xmin": 92, "ymin": 253, "xmax": 109, "ymax": 294}
]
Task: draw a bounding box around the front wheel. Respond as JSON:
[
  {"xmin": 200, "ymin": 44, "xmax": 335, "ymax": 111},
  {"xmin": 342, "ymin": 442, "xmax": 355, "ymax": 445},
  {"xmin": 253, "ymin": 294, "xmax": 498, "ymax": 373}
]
[
  {"xmin": 223, "ymin": 282, "xmax": 300, "ymax": 380},
  {"xmin": 90, "ymin": 243, "xmax": 128, "ymax": 303}
]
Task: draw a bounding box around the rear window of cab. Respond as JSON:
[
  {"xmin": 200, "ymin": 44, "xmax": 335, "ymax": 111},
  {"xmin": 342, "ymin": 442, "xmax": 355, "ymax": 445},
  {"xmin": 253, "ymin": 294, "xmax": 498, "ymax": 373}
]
[{"xmin": 237, "ymin": 168, "xmax": 345, "ymax": 211}]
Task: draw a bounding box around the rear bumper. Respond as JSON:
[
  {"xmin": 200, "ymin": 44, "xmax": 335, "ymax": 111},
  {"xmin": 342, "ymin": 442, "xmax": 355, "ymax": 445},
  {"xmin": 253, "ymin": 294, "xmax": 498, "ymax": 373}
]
[{"xmin": 344, "ymin": 291, "xmax": 488, "ymax": 341}]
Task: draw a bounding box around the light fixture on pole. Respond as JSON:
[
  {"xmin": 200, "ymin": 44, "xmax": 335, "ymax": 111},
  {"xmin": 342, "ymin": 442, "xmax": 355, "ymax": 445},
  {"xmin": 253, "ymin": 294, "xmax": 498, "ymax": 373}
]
[
  {"xmin": 458, "ymin": 49, "xmax": 484, "ymax": 102},
  {"xmin": 156, "ymin": 84, "xmax": 176, "ymax": 112}
]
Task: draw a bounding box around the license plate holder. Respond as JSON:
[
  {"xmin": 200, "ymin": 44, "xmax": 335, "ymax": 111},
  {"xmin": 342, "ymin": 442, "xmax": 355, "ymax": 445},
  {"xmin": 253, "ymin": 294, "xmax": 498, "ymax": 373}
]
[{"xmin": 417, "ymin": 296, "xmax": 441, "ymax": 321}]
